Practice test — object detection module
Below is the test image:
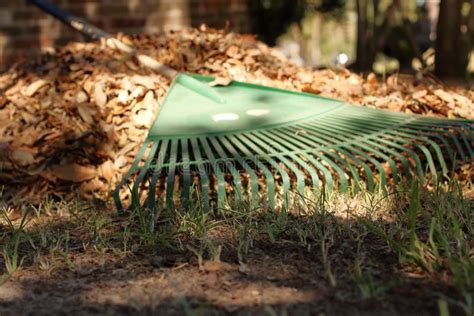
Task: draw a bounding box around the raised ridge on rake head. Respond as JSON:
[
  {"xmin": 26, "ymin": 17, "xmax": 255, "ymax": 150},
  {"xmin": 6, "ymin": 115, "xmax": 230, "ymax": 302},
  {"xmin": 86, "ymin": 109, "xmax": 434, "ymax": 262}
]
[{"xmin": 114, "ymin": 74, "xmax": 473, "ymax": 216}]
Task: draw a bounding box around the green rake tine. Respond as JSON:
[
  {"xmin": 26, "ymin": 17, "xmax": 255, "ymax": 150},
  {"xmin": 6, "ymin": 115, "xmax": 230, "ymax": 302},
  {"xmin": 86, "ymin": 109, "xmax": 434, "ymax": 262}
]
[
  {"xmin": 286, "ymin": 125, "xmax": 375, "ymax": 190},
  {"xmin": 190, "ymin": 137, "xmax": 210, "ymax": 212},
  {"xmin": 403, "ymin": 121, "xmax": 457, "ymax": 166},
  {"xmin": 286, "ymin": 124, "xmax": 379, "ymax": 190},
  {"xmin": 374, "ymin": 125, "xmax": 448, "ymax": 177},
  {"xmin": 180, "ymin": 139, "xmax": 191, "ymax": 208},
  {"xmin": 448, "ymin": 126, "xmax": 472, "ymax": 159},
  {"xmin": 380, "ymin": 114, "xmax": 472, "ymax": 159},
  {"xmin": 260, "ymin": 129, "xmax": 348, "ymax": 192},
  {"xmin": 313, "ymin": 151, "xmax": 348, "ymax": 191},
  {"xmin": 288, "ymin": 153, "xmax": 321, "ymax": 190},
  {"xmin": 219, "ymin": 135, "xmax": 259, "ymax": 208},
  {"xmin": 239, "ymin": 132, "xmax": 293, "ymax": 208},
  {"xmin": 335, "ymin": 111, "xmax": 450, "ymax": 176},
  {"xmin": 229, "ymin": 134, "xmax": 277, "ymax": 210},
  {"xmin": 147, "ymin": 139, "xmax": 169, "ymax": 212},
  {"xmin": 361, "ymin": 139, "xmax": 411, "ymax": 180},
  {"xmin": 260, "ymin": 129, "xmax": 345, "ymax": 191},
  {"xmin": 250, "ymin": 131, "xmax": 306, "ymax": 195},
  {"xmin": 278, "ymin": 125, "xmax": 373, "ymax": 190},
  {"xmin": 311, "ymin": 120, "xmax": 407, "ymax": 183},
  {"xmin": 200, "ymin": 137, "xmax": 226, "ymax": 209},
  {"xmin": 131, "ymin": 141, "xmax": 159, "ymax": 208},
  {"xmin": 165, "ymin": 139, "xmax": 179, "ymax": 210},
  {"xmin": 300, "ymin": 152, "xmax": 334, "ymax": 191},
  {"xmin": 407, "ymin": 121, "xmax": 468, "ymax": 162},
  {"xmin": 208, "ymin": 136, "xmax": 243, "ymax": 201},
  {"xmin": 323, "ymin": 114, "xmax": 444, "ymax": 178},
  {"xmin": 114, "ymin": 139, "xmax": 152, "ymax": 213},
  {"xmin": 321, "ymin": 118, "xmax": 426, "ymax": 179}
]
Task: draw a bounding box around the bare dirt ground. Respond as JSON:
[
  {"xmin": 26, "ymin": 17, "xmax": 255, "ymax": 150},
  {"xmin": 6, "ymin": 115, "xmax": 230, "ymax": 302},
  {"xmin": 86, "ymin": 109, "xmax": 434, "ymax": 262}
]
[
  {"xmin": 0, "ymin": 240, "xmax": 448, "ymax": 315},
  {"xmin": 1, "ymin": 179, "xmax": 472, "ymax": 315}
]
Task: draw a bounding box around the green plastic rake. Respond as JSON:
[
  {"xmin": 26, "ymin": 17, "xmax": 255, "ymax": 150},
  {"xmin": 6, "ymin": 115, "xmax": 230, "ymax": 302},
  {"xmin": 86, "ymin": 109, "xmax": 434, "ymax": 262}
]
[
  {"xmin": 114, "ymin": 74, "xmax": 473, "ymax": 215},
  {"xmin": 30, "ymin": 0, "xmax": 473, "ymax": 219}
]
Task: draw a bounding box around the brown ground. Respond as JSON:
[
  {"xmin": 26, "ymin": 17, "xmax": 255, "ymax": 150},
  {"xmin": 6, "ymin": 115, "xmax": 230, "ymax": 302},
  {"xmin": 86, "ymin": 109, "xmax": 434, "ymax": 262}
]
[
  {"xmin": 0, "ymin": 242, "xmax": 448, "ymax": 316},
  {"xmin": 1, "ymin": 188, "xmax": 470, "ymax": 316}
]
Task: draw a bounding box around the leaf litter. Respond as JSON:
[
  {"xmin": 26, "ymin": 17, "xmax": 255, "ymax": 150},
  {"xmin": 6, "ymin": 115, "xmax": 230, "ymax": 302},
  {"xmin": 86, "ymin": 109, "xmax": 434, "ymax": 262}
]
[{"xmin": 0, "ymin": 26, "xmax": 472, "ymax": 203}]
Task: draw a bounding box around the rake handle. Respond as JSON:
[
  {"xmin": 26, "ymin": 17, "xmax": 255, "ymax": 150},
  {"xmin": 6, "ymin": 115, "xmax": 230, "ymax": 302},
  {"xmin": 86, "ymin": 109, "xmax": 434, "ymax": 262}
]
[
  {"xmin": 28, "ymin": 0, "xmax": 178, "ymax": 79},
  {"xmin": 29, "ymin": 0, "xmax": 226, "ymax": 103}
]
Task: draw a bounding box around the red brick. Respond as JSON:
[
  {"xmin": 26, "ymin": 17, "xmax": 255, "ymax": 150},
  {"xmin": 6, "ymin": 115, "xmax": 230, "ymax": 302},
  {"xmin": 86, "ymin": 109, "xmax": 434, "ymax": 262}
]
[{"xmin": 0, "ymin": 0, "xmax": 250, "ymax": 66}]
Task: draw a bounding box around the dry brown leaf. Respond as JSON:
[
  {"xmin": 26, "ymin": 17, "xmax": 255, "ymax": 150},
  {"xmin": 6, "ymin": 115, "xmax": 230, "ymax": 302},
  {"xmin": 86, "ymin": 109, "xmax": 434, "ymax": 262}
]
[
  {"xmin": 143, "ymin": 90, "xmax": 158, "ymax": 110},
  {"xmin": 93, "ymin": 83, "xmax": 107, "ymax": 107},
  {"xmin": 24, "ymin": 79, "xmax": 50, "ymax": 97},
  {"xmin": 209, "ymin": 77, "xmax": 232, "ymax": 87},
  {"xmin": 226, "ymin": 45, "xmax": 239, "ymax": 58},
  {"xmin": 118, "ymin": 90, "xmax": 129, "ymax": 104},
  {"xmin": 11, "ymin": 150, "xmax": 36, "ymax": 166},
  {"xmin": 131, "ymin": 75, "xmax": 157, "ymax": 89},
  {"xmin": 412, "ymin": 89, "xmax": 427, "ymax": 99},
  {"xmin": 99, "ymin": 160, "xmax": 115, "ymax": 181},
  {"xmin": 77, "ymin": 104, "xmax": 94, "ymax": 124},
  {"xmin": 75, "ymin": 90, "xmax": 89, "ymax": 104},
  {"xmin": 49, "ymin": 164, "xmax": 97, "ymax": 183},
  {"xmin": 434, "ymin": 89, "xmax": 455, "ymax": 105}
]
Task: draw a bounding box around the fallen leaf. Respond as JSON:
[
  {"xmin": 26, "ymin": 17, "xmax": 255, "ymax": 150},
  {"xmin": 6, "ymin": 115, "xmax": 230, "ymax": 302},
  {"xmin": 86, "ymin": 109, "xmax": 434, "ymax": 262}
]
[
  {"xmin": 93, "ymin": 83, "xmax": 107, "ymax": 107},
  {"xmin": 75, "ymin": 90, "xmax": 89, "ymax": 103},
  {"xmin": 77, "ymin": 104, "xmax": 94, "ymax": 124},
  {"xmin": 24, "ymin": 79, "xmax": 50, "ymax": 97},
  {"xmin": 11, "ymin": 150, "xmax": 36, "ymax": 166},
  {"xmin": 209, "ymin": 77, "xmax": 232, "ymax": 87},
  {"xmin": 49, "ymin": 164, "xmax": 97, "ymax": 182}
]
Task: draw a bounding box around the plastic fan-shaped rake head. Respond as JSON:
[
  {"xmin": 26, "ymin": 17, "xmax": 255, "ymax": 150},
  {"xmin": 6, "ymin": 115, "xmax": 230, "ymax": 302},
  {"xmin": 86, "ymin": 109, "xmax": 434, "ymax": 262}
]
[{"xmin": 114, "ymin": 74, "xmax": 473, "ymax": 213}]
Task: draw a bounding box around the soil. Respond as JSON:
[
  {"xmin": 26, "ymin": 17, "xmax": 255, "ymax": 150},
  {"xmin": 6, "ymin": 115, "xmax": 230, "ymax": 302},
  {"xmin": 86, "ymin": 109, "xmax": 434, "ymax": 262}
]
[{"xmin": 0, "ymin": 240, "xmax": 456, "ymax": 315}]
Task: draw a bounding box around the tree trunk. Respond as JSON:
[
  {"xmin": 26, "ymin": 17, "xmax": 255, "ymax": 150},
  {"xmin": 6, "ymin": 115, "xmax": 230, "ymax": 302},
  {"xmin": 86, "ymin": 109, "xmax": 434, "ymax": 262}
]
[
  {"xmin": 356, "ymin": 0, "xmax": 372, "ymax": 71},
  {"xmin": 469, "ymin": 0, "xmax": 474, "ymax": 49},
  {"xmin": 435, "ymin": 0, "xmax": 463, "ymax": 78}
]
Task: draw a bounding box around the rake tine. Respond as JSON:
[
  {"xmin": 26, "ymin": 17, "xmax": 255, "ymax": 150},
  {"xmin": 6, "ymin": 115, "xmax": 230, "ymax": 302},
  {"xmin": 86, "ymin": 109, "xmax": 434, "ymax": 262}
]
[
  {"xmin": 180, "ymin": 139, "xmax": 191, "ymax": 208},
  {"xmin": 310, "ymin": 118, "xmax": 404, "ymax": 183},
  {"xmin": 284, "ymin": 125, "xmax": 375, "ymax": 191},
  {"xmin": 239, "ymin": 132, "xmax": 293, "ymax": 208},
  {"xmin": 209, "ymin": 136, "xmax": 243, "ymax": 201},
  {"xmin": 265, "ymin": 129, "xmax": 348, "ymax": 193},
  {"xmin": 190, "ymin": 138, "xmax": 210, "ymax": 212},
  {"xmin": 410, "ymin": 121, "xmax": 467, "ymax": 162},
  {"xmin": 200, "ymin": 137, "xmax": 226, "ymax": 209},
  {"xmin": 114, "ymin": 140, "xmax": 152, "ymax": 214},
  {"xmin": 165, "ymin": 139, "xmax": 179, "ymax": 210},
  {"xmin": 282, "ymin": 127, "xmax": 373, "ymax": 191},
  {"xmin": 300, "ymin": 152, "xmax": 334, "ymax": 191},
  {"xmin": 147, "ymin": 140, "xmax": 169, "ymax": 210},
  {"xmin": 322, "ymin": 114, "xmax": 443, "ymax": 179},
  {"xmin": 229, "ymin": 134, "xmax": 277, "ymax": 210},
  {"xmin": 219, "ymin": 136, "xmax": 259, "ymax": 208},
  {"xmin": 131, "ymin": 143, "xmax": 159, "ymax": 213},
  {"xmin": 251, "ymin": 131, "xmax": 306, "ymax": 195},
  {"xmin": 334, "ymin": 111, "xmax": 449, "ymax": 176}
]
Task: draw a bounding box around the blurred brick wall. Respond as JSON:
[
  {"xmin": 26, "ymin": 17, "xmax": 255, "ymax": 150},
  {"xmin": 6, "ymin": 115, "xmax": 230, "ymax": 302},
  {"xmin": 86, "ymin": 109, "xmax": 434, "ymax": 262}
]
[{"xmin": 0, "ymin": 0, "xmax": 249, "ymax": 65}]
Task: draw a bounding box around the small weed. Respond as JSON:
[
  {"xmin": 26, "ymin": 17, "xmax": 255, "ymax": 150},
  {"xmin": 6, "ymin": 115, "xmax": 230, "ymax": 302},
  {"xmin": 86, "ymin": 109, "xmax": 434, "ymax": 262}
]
[{"xmin": 0, "ymin": 208, "xmax": 32, "ymax": 284}]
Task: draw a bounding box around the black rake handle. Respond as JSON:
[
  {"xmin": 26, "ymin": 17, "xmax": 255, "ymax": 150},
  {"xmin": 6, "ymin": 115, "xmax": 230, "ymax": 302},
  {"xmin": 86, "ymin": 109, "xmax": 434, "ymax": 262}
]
[{"xmin": 28, "ymin": 0, "xmax": 111, "ymax": 40}]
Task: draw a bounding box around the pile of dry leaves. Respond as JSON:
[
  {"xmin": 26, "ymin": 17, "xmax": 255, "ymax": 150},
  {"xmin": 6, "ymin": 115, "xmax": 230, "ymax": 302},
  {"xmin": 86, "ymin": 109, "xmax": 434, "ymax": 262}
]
[{"xmin": 0, "ymin": 26, "xmax": 472, "ymax": 203}]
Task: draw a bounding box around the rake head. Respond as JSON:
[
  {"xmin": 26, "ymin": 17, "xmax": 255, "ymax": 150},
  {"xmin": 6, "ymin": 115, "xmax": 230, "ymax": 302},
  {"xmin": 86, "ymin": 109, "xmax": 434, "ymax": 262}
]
[{"xmin": 114, "ymin": 74, "xmax": 473, "ymax": 214}]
